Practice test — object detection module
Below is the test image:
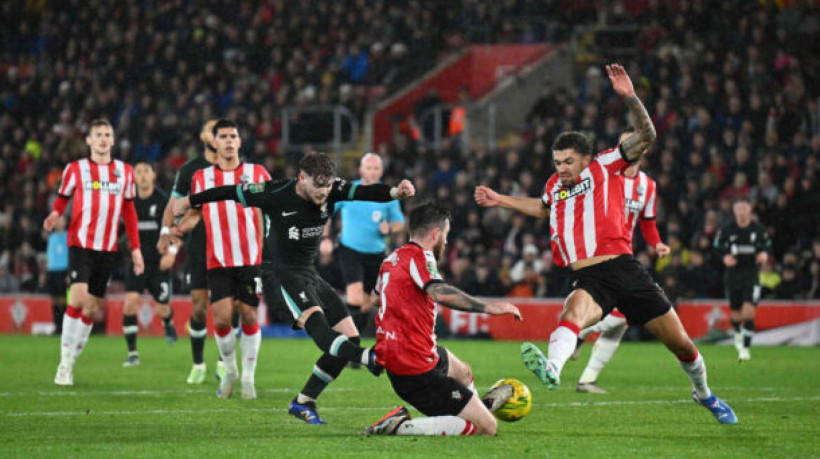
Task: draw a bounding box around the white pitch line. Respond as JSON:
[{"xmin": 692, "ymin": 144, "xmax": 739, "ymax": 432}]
[
  {"xmin": 4, "ymin": 396, "xmax": 819, "ymax": 418},
  {"xmin": 3, "ymin": 406, "xmax": 382, "ymax": 418},
  {"xmin": 533, "ymin": 395, "xmax": 820, "ymax": 409},
  {"xmin": 0, "ymin": 386, "xmax": 795, "ymax": 398},
  {"xmin": 0, "ymin": 387, "xmax": 358, "ymax": 397}
]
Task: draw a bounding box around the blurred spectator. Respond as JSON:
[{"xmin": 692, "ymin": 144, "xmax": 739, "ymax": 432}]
[
  {"xmin": 774, "ymin": 266, "xmax": 802, "ymax": 300},
  {"xmin": 802, "ymin": 260, "xmax": 820, "ymax": 300},
  {"xmin": 509, "ymin": 244, "xmax": 543, "ymax": 284},
  {"xmin": 0, "ymin": 264, "xmax": 20, "ymax": 292},
  {"xmin": 759, "ymin": 261, "xmax": 782, "ymax": 299}
]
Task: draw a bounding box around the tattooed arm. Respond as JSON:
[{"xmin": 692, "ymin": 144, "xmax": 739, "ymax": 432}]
[
  {"xmin": 425, "ymin": 282, "xmax": 523, "ymax": 320},
  {"xmin": 606, "ymin": 64, "xmax": 657, "ymax": 161}
]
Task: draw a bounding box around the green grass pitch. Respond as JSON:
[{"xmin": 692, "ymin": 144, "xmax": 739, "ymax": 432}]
[{"xmin": 1, "ymin": 335, "xmax": 818, "ymax": 458}]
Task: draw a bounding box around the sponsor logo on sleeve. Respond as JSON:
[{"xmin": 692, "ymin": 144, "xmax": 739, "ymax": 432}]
[{"xmin": 246, "ymin": 183, "xmax": 265, "ymax": 194}]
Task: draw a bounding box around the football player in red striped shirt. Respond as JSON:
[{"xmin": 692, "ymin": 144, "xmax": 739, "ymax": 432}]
[
  {"xmin": 363, "ymin": 202, "xmax": 522, "ymax": 436},
  {"xmin": 43, "ymin": 119, "xmax": 144, "ymax": 386},
  {"xmin": 173, "ymin": 119, "xmax": 270, "ymax": 399},
  {"xmin": 572, "ymin": 131, "xmax": 671, "ymax": 394},
  {"xmin": 475, "ymin": 64, "xmax": 737, "ymax": 424}
]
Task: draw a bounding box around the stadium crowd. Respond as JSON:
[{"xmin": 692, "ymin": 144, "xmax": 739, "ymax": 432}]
[{"xmin": 1, "ymin": 0, "xmax": 819, "ymax": 307}]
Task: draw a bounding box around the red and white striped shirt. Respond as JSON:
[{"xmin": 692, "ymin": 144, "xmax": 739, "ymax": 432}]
[
  {"xmin": 57, "ymin": 158, "xmax": 136, "ymax": 251},
  {"xmin": 374, "ymin": 242, "xmax": 444, "ymax": 376},
  {"xmin": 192, "ymin": 163, "xmax": 270, "ymax": 269},
  {"xmin": 621, "ymin": 170, "xmax": 658, "ymax": 246},
  {"xmin": 541, "ymin": 146, "xmax": 633, "ymax": 267}
]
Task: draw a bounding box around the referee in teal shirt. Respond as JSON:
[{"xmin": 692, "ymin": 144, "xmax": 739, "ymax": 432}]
[{"xmin": 329, "ymin": 153, "xmax": 405, "ymax": 336}]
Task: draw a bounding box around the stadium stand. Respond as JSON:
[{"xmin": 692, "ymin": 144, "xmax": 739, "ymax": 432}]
[{"xmin": 0, "ymin": 0, "xmax": 819, "ymax": 307}]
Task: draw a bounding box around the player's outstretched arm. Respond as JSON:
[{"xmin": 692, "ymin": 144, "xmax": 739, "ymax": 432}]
[
  {"xmin": 606, "ymin": 64, "xmax": 656, "ymax": 161},
  {"xmin": 350, "ymin": 179, "xmax": 415, "ymax": 202},
  {"xmin": 425, "ymin": 282, "xmax": 523, "ymax": 320},
  {"xmin": 474, "ymin": 185, "xmax": 548, "ymax": 219}
]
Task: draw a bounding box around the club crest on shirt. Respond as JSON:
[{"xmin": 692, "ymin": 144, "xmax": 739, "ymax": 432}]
[
  {"xmin": 241, "ymin": 174, "xmax": 251, "ymax": 184},
  {"xmin": 372, "ymin": 210, "xmax": 382, "ymax": 223},
  {"xmin": 113, "ymin": 168, "xmax": 121, "ymax": 178},
  {"xmin": 320, "ymin": 202, "xmax": 329, "ymax": 219},
  {"xmin": 553, "ymin": 178, "xmax": 591, "ymax": 202}
]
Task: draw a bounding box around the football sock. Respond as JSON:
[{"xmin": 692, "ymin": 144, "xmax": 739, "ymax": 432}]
[
  {"xmin": 214, "ymin": 326, "xmax": 238, "ymax": 374},
  {"xmin": 53, "ymin": 304, "xmax": 65, "ymax": 334},
  {"xmin": 123, "ymin": 314, "xmax": 138, "ymax": 353},
  {"xmin": 75, "ymin": 314, "xmax": 94, "ymax": 360},
  {"xmin": 231, "ymin": 310, "xmax": 240, "ymax": 333},
  {"xmin": 240, "ymin": 323, "xmax": 261, "ymax": 383},
  {"xmin": 579, "ymin": 321, "xmax": 627, "ymax": 384},
  {"xmin": 678, "ymin": 350, "xmax": 711, "ymax": 400},
  {"xmin": 579, "ymin": 312, "xmax": 628, "ymax": 340},
  {"xmin": 347, "ymin": 303, "xmax": 362, "ymax": 326},
  {"xmin": 60, "ymin": 305, "xmax": 82, "ymax": 365},
  {"xmin": 742, "ymin": 319, "xmax": 754, "ymax": 348},
  {"xmin": 300, "ymin": 353, "xmax": 347, "ymax": 400},
  {"xmin": 303, "ymin": 336, "xmax": 360, "ymax": 401},
  {"xmin": 161, "ymin": 308, "xmax": 174, "ymax": 328},
  {"xmin": 395, "ymin": 417, "xmax": 476, "ymax": 436},
  {"xmin": 730, "ymin": 320, "xmax": 741, "ymax": 333},
  {"xmin": 190, "ymin": 318, "xmax": 207, "ymax": 365},
  {"xmin": 296, "ymin": 393, "xmax": 316, "ymax": 404},
  {"xmin": 547, "ymin": 321, "xmax": 580, "ymax": 375},
  {"xmin": 304, "ymin": 312, "xmax": 370, "ymax": 364},
  {"xmin": 356, "ymin": 310, "xmax": 371, "ymax": 335},
  {"xmin": 347, "ymin": 303, "xmax": 371, "ymax": 334}
]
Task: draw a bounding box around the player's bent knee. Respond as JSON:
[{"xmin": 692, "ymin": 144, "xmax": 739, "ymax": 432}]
[
  {"xmin": 123, "ymin": 295, "xmax": 139, "ymax": 315},
  {"xmin": 296, "ymin": 306, "xmax": 323, "ymax": 329},
  {"xmin": 346, "ymin": 283, "xmax": 364, "ymax": 305},
  {"xmin": 302, "ymin": 311, "xmax": 341, "ymax": 353},
  {"xmin": 459, "ymin": 363, "xmax": 474, "ymax": 386},
  {"xmin": 332, "ymin": 316, "xmax": 359, "ymax": 337},
  {"xmin": 191, "ymin": 290, "xmax": 209, "ymax": 313},
  {"xmin": 240, "ymin": 304, "xmax": 258, "ymax": 325},
  {"xmin": 83, "ymin": 295, "xmax": 103, "ymax": 315}
]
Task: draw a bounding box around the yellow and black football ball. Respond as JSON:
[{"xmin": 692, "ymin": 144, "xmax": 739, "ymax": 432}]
[{"xmin": 491, "ymin": 378, "xmax": 532, "ymax": 422}]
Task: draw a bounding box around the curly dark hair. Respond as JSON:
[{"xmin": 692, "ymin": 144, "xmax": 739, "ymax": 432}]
[
  {"xmin": 299, "ymin": 152, "xmax": 335, "ymax": 181},
  {"xmin": 552, "ymin": 131, "xmax": 593, "ymax": 157}
]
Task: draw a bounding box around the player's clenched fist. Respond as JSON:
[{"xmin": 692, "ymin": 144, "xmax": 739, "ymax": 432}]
[
  {"xmin": 392, "ymin": 179, "xmax": 415, "ymax": 199},
  {"xmin": 474, "ymin": 185, "xmax": 500, "ymax": 208}
]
